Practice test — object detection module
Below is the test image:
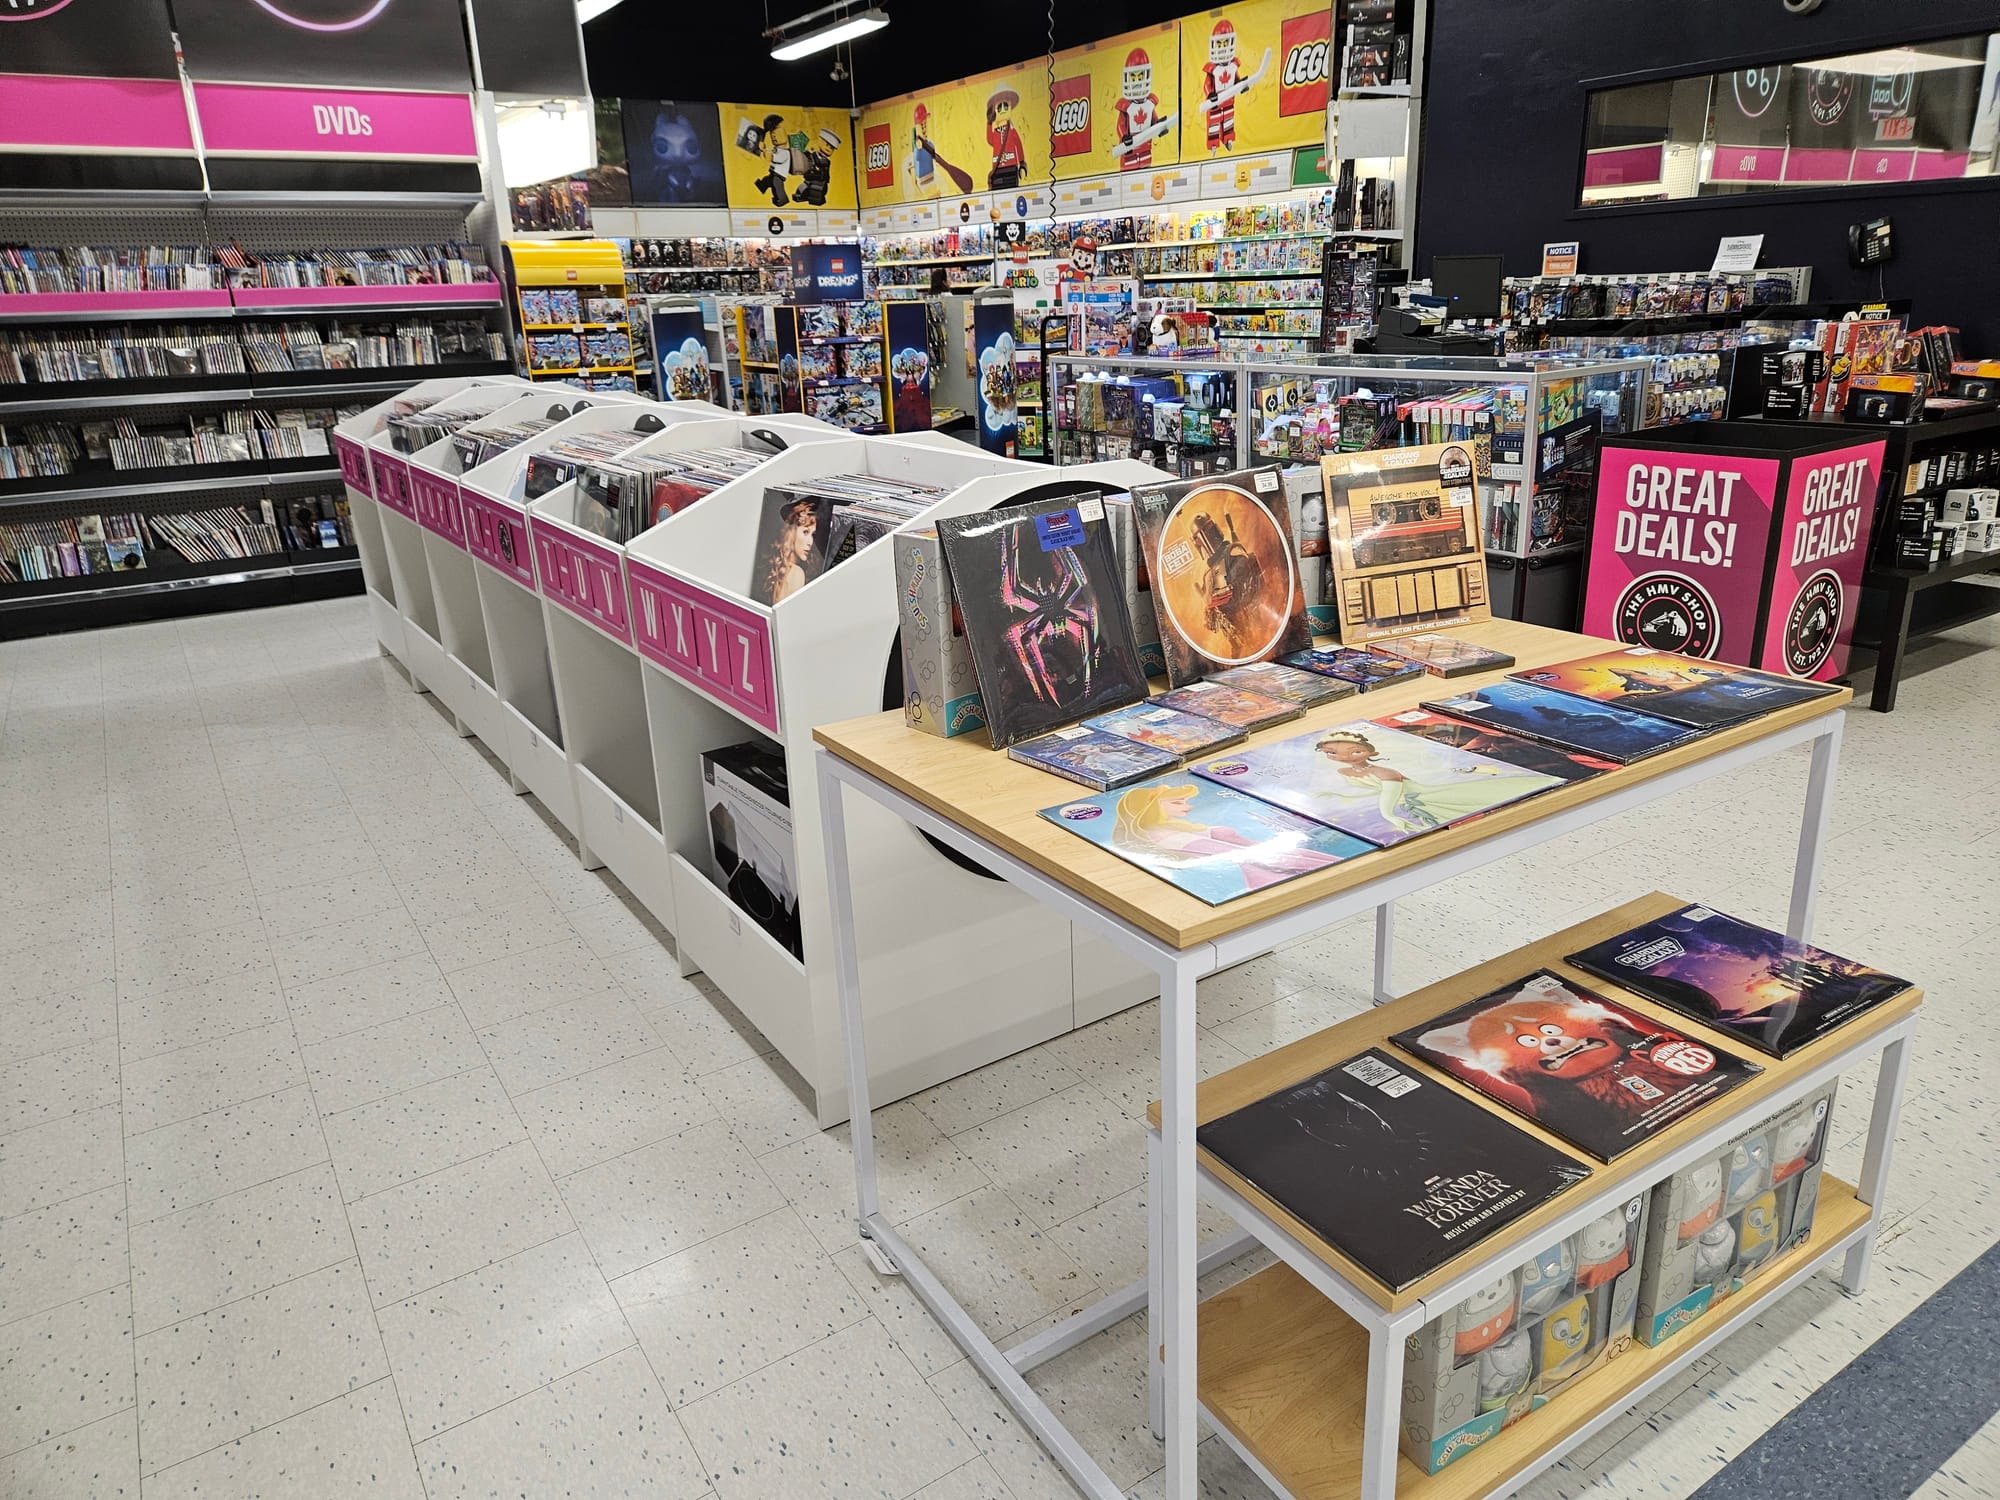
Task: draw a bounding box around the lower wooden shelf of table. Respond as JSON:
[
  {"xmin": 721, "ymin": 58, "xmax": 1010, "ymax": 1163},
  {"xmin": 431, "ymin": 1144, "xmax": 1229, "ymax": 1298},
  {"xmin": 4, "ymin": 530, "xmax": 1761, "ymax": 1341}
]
[{"xmin": 1198, "ymin": 1180, "xmax": 1869, "ymax": 1500}]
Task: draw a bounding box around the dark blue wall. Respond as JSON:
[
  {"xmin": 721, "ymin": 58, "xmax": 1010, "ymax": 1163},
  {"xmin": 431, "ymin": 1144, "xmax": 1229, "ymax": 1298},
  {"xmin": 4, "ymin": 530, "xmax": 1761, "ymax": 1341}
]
[{"xmin": 1417, "ymin": 0, "xmax": 2000, "ymax": 344}]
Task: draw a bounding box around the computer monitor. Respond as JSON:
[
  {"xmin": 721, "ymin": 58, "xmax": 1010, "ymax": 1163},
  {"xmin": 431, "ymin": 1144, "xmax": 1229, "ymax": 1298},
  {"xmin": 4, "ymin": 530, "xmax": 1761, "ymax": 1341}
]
[{"xmin": 1430, "ymin": 255, "xmax": 1504, "ymax": 322}]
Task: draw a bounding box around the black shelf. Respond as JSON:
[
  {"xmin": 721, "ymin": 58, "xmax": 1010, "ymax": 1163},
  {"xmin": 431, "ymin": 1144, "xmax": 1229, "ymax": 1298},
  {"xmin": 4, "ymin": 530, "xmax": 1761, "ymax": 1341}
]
[
  {"xmin": 0, "ymin": 462, "xmax": 341, "ymax": 508},
  {"xmin": 0, "ymin": 361, "xmax": 510, "ymax": 417},
  {"xmin": 0, "ymin": 553, "xmax": 360, "ymax": 636}
]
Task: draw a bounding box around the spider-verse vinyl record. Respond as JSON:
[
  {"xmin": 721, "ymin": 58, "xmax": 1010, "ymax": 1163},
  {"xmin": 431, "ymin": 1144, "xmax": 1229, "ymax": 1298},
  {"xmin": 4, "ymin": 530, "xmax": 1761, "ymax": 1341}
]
[
  {"xmin": 938, "ymin": 495, "xmax": 1149, "ymax": 750},
  {"xmin": 1196, "ymin": 1048, "xmax": 1587, "ymax": 1289},
  {"xmin": 1133, "ymin": 467, "xmax": 1314, "ymax": 688},
  {"xmin": 1392, "ymin": 970, "xmax": 1762, "ymax": 1162}
]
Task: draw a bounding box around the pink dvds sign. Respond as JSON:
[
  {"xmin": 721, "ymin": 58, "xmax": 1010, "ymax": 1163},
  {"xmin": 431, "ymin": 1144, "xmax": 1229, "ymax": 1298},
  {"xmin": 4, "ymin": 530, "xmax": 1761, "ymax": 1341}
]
[
  {"xmin": 0, "ymin": 73, "xmax": 195, "ymax": 154},
  {"xmin": 626, "ymin": 559, "xmax": 779, "ymax": 733},
  {"xmin": 191, "ymin": 83, "xmax": 476, "ymax": 160},
  {"xmin": 1850, "ymin": 148, "xmax": 1915, "ymax": 184},
  {"xmin": 529, "ymin": 519, "xmax": 632, "ymax": 645},
  {"xmin": 1759, "ymin": 439, "xmax": 1885, "ymax": 681},
  {"xmin": 1584, "ymin": 446, "xmax": 1783, "ymax": 663},
  {"xmin": 1706, "ymin": 145, "xmax": 1785, "ymax": 184},
  {"xmin": 1582, "ymin": 142, "xmax": 1664, "ymax": 189}
]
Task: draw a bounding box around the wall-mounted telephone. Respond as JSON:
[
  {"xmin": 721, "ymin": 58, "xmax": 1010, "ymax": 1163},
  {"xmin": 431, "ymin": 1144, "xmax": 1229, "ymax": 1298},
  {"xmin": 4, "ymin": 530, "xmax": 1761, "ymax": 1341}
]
[{"xmin": 1848, "ymin": 217, "xmax": 1894, "ymax": 268}]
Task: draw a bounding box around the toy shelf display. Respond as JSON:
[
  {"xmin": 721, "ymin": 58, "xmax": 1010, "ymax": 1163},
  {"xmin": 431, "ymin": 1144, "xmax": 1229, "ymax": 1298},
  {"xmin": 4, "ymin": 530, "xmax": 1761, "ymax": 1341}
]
[
  {"xmin": 767, "ymin": 299, "xmax": 933, "ymax": 435},
  {"xmin": 502, "ymin": 239, "xmax": 638, "ymax": 393}
]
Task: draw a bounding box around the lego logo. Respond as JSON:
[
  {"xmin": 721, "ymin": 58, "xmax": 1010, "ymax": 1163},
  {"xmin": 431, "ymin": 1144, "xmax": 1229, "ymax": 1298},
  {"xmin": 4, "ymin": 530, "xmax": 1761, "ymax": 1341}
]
[
  {"xmin": 1052, "ymin": 97, "xmax": 1090, "ymax": 136},
  {"xmin": 866, "ymin": 142, "xmax": 890, "ymax": 171},
  {"xmin": 1283, "ymin": 41, "xmax": 1328, "ymax": 86}
]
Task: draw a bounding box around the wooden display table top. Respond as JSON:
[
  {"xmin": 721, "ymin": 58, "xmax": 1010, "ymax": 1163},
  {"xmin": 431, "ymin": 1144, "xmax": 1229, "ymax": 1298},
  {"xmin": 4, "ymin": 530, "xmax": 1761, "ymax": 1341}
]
[
  {"xmin": 813, "ymin": 622, "xmax": 1851, "ymax": 950},
  {"xmin": 1145, "ymin": 891, "xmax": 1923, "ymax": 1313}
]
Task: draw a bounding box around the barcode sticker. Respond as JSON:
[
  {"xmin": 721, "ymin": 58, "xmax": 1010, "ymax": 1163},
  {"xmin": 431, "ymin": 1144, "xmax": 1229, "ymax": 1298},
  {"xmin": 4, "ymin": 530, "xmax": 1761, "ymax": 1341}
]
[
  {"xmin": 1342, "ymin": 1054, "xmax": 1403, "ymax": 1088},
  {"xmin": 1077, "ymin": 496, "xmax": 1104, "ymax": 523},
  {"xmin": 1378, "ymin": 1074, "xmax": 1420, "ymax": 1098},
  {"xmin": 1685, "ymin": 907, "xmax": 1717, "ymax": 921},
  {"xmin": 1254, "ymin": 470, "xmax": 1279, "ymax": 493},
  {"xmin": 1049, "ymin": 725, "xmax": 1092, "ymax": 740}
]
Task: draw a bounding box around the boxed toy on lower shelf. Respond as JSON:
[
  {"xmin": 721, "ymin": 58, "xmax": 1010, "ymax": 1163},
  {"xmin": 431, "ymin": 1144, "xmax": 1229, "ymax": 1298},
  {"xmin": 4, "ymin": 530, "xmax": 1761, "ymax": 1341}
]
[
  {"xmin": 1635, "ymin": 1081, "xmax": 1838, "ymax": 1347},
  {"xmin": 1402, "ymin": 1191, "xmax": 1651, "ymax": 1475}
]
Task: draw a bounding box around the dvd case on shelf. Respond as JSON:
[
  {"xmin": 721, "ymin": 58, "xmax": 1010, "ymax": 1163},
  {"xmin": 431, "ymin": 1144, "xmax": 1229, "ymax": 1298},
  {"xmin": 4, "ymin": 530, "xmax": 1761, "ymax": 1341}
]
[
  {"xmin": 1150, "ymin": 681, "xmax": 1301, "ymax": 732},
  {"xmin": 1368, "ymin": 633, "xmax": 1518, "ymax": 678},
  {"xmin": 1423, "ymin": 681, "xmax": 1705, "ymax": 765},
  {"xmin": 1281, "ymin": 645, "xmax": 1425, "ymax": 692},
  {"xmin": 1085, "ymin": 701, "xmax": 1247, "ymax": 759},
  {"xmin": 1007, "ymin": 725, "xmax": 1181, "ymax": 789},
  {"xmin": 1204, "ymin": 661, "xmax": 1352, "ymax": 707}
]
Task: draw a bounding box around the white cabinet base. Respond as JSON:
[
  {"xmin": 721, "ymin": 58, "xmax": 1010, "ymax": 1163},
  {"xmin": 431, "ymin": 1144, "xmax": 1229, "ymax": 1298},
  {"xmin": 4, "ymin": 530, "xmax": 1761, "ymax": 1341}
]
[
  {"xmin": 575, "ymin": 766, "xmax": 676, "ymax": 932},
  {"xmin": 503, "ymin": 703, "xmax": 578, "ymax": 836}
]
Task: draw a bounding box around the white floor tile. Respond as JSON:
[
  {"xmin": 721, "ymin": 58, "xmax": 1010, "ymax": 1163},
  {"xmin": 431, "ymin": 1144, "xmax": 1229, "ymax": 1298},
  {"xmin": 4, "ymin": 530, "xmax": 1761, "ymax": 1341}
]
[
  {"xmin": 0, "ymin": 1408, "xmax": 139, "ymax": 1500},
  {"xmin": 320, "ymin": 1067, "xmax": 526, "ymax": 1203},
  {"xmin": 283, "ymin": 952, "xmax": 456, "ymax": 1048},
  {"xmin": 129, "ymin": 1164, "xmax": 354, "ymax": 1336},
  {"xmin": 375, "ymin": 1233, "xmax": 633, "ymax": 1440},
  {"xmin": 140, "ymin": 1376, "xmax": 423, "ymax": 1500},
  {"xmin": 301, "ymin": 1002, "xmax": 488, "ymax": 1113},
  {"xmin": 346, "ymin": 1140, "xmax": 573, "ymax": 1307},
  {"xmin": 118, "ymin": 1020, "xmax": 304, "ymax": 1135},
  {"xmin": 610, "ymin": 1206, "xmax": 868, "ymax": 1407},
  {"xmin": 125, "ymin": 1084, "xmax": 326, "ymax": 1224},
  {"xmin": 0, "ymin": 1283, "xmax": 134, "ymax": 1460},
  {"xmin": 0, "ymin": 1183, "xmax": 128, "ymax": 1327},
  {"xmin": 676, "ymin": 1317, "xmax": 975, "ymax": 1500},
  {"xmin": 476, "ymin": 988, "xmax": 665, "ymax": 1095},
  {"xmin": 134, "ymin": 1260, "xmax": 386, "ymax": 1474},
  {"xmin": 0, "ymin": 1104, "xmax": 125, "ymax": 1220},
  {"xmin": 0, "ymin": 1034, "xmax": 120, "ymax": 1137}
]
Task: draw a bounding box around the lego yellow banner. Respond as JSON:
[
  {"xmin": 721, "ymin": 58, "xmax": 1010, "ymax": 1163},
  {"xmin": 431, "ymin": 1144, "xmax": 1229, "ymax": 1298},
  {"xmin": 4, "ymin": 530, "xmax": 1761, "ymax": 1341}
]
[
  {"xmin": 858, "ymin": 60, "xmax": 1048, "ymax": 207},
  {"xmin": 1179, "ymin": 0, "xmax": 1331, "ymax": 163},
  {"xmin": 1047, "ymin": 23, "xmax": 1181, "ymax": 181},
  {"xmin": 717, "ymin": 102, "xmax": 857, "ymax": 213}
]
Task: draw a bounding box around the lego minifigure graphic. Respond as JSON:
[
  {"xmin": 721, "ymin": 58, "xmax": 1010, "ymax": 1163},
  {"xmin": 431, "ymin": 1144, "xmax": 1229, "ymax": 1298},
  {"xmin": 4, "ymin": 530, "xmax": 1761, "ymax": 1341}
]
[
  {"xmin": 1203, "ymin": 20, "xmax": 1241, "ymax": 151},
  {"xmin": 909, "ymin": 102, "xmax": 976, "ymax": 195},
  {"xmin": 1476, "ymin": 1330, "xmax": 1533, "ymax": 1412},
  {"xmin": 1575, "ymin": 1206, "xmax": 1632, "ymax": 1290},
  {"xmin": 1454, "ymin": 1273, "xmax": 1516, "ymax": 1360},
  {"xmin": 1518, "ymin": 1239, "xmax": 1576, "ymax": 1319},
  {"xmin": 986, "ymin": 86, "xmax": 1027, "ymax": 190},
  {"xmin": 1114, "ymin": 48, "xmax": 1167, "ymax": 172},
  {"xmin": 1677, "ymin": 1159, "xmax": 1725, "ymax": 1241},
  {"xmin": 1734, "ymin": 1191, "xmax": 1780, "ymax": 1275},
  {"xmin": 1692, "ymin": 1219, "xmax": 1737, "ymax": 1286},
  {"xmin": 1537, "ymin": 1295, "xmax": 1592, "ymax": 1384}
]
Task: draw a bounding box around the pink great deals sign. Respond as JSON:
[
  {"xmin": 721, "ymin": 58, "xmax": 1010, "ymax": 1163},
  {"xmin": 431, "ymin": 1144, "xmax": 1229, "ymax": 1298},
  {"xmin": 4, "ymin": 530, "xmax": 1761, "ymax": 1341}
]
[
  {"xmin": 1760, "ymin": 439, "xmax": 1885, "ymax": 682},
  {"xmin": 1583, "ymin": 446, "xmax": 1783, "ymax": 665}
]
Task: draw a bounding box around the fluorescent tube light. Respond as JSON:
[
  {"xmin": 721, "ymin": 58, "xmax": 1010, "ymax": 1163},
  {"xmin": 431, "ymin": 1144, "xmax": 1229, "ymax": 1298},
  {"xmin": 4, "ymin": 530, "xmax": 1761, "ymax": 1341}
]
[
  {"xmin": 769, "ymin": 6, "xmax": 887, "ymax": 60},
  {"xmin": 1810, "ymin": 46, "xmax": 1983, "ymax": 76}
]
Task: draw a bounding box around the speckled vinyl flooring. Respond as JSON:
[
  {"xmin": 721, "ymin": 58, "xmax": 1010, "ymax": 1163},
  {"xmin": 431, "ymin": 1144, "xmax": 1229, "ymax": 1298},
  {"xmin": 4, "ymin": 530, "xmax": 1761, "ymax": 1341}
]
[{"xmin": 0, "ymin": 594, "xmax": 1995, "ymax": 1499}]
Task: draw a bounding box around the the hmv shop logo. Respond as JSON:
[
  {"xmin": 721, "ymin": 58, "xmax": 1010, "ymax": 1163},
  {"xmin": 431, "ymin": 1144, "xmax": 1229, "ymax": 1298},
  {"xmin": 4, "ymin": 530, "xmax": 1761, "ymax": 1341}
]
[{"xmin": 314, "ymin": 104, "xmax": 374, "ymax": 137}]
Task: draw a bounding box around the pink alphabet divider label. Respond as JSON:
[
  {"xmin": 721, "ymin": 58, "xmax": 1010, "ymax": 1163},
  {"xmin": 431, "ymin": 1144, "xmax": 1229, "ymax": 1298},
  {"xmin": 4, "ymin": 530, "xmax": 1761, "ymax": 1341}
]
[
  {"xmin": 1583, "ymin": 443, "xmax": 1783, "ymax": 668},
  {"xmin": 626, "ymin": 558, "xmax": 779, "ymax": 733},
  {"xmin": 1912, "ymin": 151, "xmax": 1970, "ymax": 181},
  {"xmin": 0, "ymin": 73, "xmax": 196, "ymax": 154},
  {"xmin": 460, "ymin": 489, "xmax": 535, "ymax": 587},
  {"xmin": 1759, "ymin": 439, "xmax": 1885, "ymax": 682},
  {"xmin": 410, "ymin": 468, "xmax": 465, "ymax": 548},
  {"xmin": 1582, "ymin": 142, "xmax": 1664, "ymax": 189},
  {"xmin": 530, "ymin": 519, "xmax": 632, "ymax": 645},
  {"xmin": 334, "ymin": 433, "xmax": 374, "ymax": 497},
  {"xmin": 1849, "ymin": 148, "xmax": 1915, "ymax": 184},
  {"xmin": 368, "ymin": 450, "xmax": 415, "ymax": 519},
  {"xmin": 191, "ymin": 83, "xmax": 476, "ymax": 161},
  {"xmin": 1706, "ymin": 144, "xmax": 1785, "ymax": 184}
]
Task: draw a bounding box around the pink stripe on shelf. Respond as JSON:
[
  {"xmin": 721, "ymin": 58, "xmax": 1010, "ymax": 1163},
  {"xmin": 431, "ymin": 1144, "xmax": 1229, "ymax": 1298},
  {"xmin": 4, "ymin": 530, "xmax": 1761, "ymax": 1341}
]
[
  {"xmin": 0, "ymin": 73, "xmax": 194, "ymax": 153},
  {"xmin": 1706, "ymin": 144, "xmax": 1785, "ymax": 184},
  {"xmin": 191, "ymin": 83, "xmax": 476, "ymax": 160},
  {"xmin": 1912, "ymin": 151, "xmax": 1970, "ymax": 182},
  {"xmin": 0, "ymin": 290, "xmax": 231, "ymax": 315},
  {"xmin": 1849, "ymin": 148, "xmax": 1916, "ymax": 184},
  {"xmin": 1583, "ymin": 142, "xmax": 1664, "ymax": 189},
  {"xmin": 1782, "ymin": 147, "xmax": 1852, "ymax": 183},
  {"xmin": 230, "ymin": 282, "xmax": 501, "ymax": 309}
]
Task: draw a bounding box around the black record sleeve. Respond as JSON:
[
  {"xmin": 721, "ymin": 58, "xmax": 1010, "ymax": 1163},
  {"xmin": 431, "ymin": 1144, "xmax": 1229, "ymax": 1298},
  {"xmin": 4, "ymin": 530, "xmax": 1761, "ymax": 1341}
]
[{"xmin": 1196, "ymin": 1048, "xmax": 1588, "ymax": 1289}]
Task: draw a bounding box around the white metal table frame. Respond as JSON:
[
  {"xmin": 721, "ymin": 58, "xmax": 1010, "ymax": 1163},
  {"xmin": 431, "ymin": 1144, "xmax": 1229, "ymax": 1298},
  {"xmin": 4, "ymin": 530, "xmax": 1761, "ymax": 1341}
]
[{"xmin": 815, "ymin": 704, "xmax": 1863, "ymax": 1500}]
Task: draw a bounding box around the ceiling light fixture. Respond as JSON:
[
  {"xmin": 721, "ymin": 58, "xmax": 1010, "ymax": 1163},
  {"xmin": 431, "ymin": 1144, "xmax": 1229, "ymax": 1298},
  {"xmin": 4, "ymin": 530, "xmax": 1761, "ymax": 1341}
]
[{"xmin": 767, "ymin": 1, "xmax": 888, "ymax": 61}]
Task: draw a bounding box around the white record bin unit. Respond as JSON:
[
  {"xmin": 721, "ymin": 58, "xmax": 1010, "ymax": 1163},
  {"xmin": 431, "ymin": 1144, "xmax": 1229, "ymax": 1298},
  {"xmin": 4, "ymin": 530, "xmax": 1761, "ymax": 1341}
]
[
  {"xmin": 530, "ymin": 412, "xmax": 847, "ymax": 924},
  {"xmin": 451, "ymin": 394, "xmax": 703, "ymax": 834},
  {"xmin": 626, "ymin": 445, "xmax": 1169, "ymax": 1124},
  {"xmin": 334, "ymin": 376, "xmax": 520, "ymax": 669},
  {"xmin": 398, "ymin": 383, "xmax": 562, "ymax": 754}
]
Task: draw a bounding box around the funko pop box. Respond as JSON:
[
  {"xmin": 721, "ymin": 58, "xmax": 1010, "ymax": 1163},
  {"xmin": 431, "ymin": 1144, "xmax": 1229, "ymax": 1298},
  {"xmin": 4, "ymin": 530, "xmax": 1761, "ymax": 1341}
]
[
  {"xmin": 892, "ymin": 527, "xmax": 985, "ymax": 739},
  {"xmin": 1401, "ymin": 1190, "xmax": 1651, "ymax": 1475},
  {"xmin": 1635, "ymin": 1079, "xmax": 1838, "ymax": 1348}
]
